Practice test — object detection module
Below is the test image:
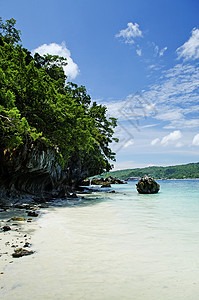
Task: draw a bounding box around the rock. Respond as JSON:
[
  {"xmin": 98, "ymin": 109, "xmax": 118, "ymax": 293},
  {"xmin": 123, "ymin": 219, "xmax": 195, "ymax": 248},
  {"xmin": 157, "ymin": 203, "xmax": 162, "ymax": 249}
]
[
  {"xmin": 2, "ymin": 225, "xmax": 11, "ymax": 231},
  {"xmin": 68, "ymin": 193, "xmax": 78, "ymax": 199},
  {"xmin": 108, "ymin": 190, "xmax": 116, "ymax": 193},
  {"xmin": 91, "ymin": 178, "xmax": 105, "ymax": 185},
  {"xmin": 80, "ymin": 179, "xmax": 90, "ymax": 186},
  {"xmin": 12, "ymin": 248, "xmax": 34, "ymax": 258},
  {"xmin": 27, "ymin": 211, "xmax": 38, "ymax": 217},
  {"xmin": 101, "ymin": 182, "xmax": 111, "ymax": 188},
  {"xmin": 136, "ymin": 175, "xmax": 160, "ymax": 194},
  {"xmin": 24, "ymin": 242, "xmax": 31, "ymax": 248},
  {"xmin": 11, "ymin": 217, "xmax": 25, "ymax": 221},
  {"xmin": 92, "ymin": 176, "xmax": 127, "ymax": 185},
  {"xmin": 114, "ymin": 178, "xmax": 127, "ymax": 184}
]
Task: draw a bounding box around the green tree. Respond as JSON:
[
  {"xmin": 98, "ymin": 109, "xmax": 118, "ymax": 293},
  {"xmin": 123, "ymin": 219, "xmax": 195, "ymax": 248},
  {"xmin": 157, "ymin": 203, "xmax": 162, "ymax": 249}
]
[{"xmin": 0, "ymin": 17, "xmax": 117, "ymax": 176}]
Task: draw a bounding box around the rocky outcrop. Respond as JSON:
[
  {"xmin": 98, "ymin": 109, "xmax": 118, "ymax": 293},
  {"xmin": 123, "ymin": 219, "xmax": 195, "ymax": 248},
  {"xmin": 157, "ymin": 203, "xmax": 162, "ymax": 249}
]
[
  {"xmin": 80, "ymin": 179, "xmax": 90, "ymax": 186},
  {"xmin": 0, "ymin": 138, "xmax": 91, "ymax": 205},
  {"xmin": 136, "ymin": 175, "xmax": 160, "ymax": 194},
  {"xmin": 91, "ymin": 176, "xmax": 126, "ymax": 185}
]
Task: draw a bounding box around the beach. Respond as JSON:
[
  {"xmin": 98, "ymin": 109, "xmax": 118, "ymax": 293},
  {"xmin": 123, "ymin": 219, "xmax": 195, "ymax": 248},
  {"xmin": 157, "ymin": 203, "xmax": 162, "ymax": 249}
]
[
  {"xmin": 0, "ymin": 205, "xmax": 43, "ymax": 277},
  {"xmin": 1, "ymin": 181, "xmax": 199, "ymax": 299}
]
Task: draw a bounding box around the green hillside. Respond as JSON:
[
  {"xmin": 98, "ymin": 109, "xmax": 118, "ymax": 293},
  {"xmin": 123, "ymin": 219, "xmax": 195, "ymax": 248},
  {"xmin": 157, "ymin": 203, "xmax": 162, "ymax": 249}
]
[{"xmin": 102, "ymin": 162, "xmax": 199, "ymax": 180}]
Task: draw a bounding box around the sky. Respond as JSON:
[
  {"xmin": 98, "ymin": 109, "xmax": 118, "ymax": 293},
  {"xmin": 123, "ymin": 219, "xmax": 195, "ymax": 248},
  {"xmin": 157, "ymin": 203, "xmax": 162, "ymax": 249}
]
[{"xmin": 1, "ymin": 0, "xmax": 199, "ymax": 169}]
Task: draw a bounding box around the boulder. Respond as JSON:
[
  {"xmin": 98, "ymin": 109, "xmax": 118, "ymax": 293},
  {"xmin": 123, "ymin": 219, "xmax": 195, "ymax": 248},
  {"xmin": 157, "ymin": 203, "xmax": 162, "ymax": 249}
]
[
  {"xmin": 12, "ymin": 248, "xmax": 34, "ymax": 258},
  {"xmin": 27, "ymin": 211, "xmax": 39, "ymax": 217},
  {"xmin": 136, "ymin": 175, "xmax": 160, "ymax": 194},
  {"xmin": 91, "ymin": 178, "xmax": 105, "ymax": 185},
  {"xmin": 2, "ymin": 225, "xmax": 11, "ymax": 231}
]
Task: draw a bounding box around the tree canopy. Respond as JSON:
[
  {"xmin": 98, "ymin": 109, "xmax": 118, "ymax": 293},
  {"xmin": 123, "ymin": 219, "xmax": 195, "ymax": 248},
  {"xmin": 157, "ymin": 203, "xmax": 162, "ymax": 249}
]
[{"xmin": 0, "ymin": 18, "xmax": 117, "ymax": 175}]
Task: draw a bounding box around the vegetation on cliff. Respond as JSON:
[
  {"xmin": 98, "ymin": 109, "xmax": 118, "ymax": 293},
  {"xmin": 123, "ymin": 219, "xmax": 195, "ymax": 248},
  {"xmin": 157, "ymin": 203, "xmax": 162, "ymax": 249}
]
[
  {"xmin": 105, "ymin": 162, "xmax": 199, "ymax": 179},
  {"xmin": 0, "ymin": 18, "xmax": 117, "ymax": 177}
]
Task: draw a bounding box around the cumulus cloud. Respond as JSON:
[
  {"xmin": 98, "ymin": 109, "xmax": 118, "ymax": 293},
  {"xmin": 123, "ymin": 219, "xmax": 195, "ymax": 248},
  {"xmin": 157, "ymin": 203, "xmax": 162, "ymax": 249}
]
[
  {"xmin": 192, "ymin": 133, "xmax": 199, "ymax": 146},
  {"xmin": 161, "ymin": 130, "xmax": 182, "ymax": 146},
  {"xmin": 32, "ymin": 42, "xmax": 79, "ymax": 80},
  {"xmin": 151, "ymin": 138, "xmax": 160, "ymax": 146},
  {"xmin": 176, "ymin": 28, "xmax": 199, "ymax": 60},
  {"xmin": 115, "ymin": 22, "xmax": 143, "ymax": 44}
]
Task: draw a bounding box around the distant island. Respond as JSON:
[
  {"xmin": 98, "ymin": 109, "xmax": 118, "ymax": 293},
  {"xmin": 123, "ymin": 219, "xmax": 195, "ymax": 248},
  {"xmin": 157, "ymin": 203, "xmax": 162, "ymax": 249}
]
[{"xmin": 102, "ymin": 162, "xmax": 199, "ymax": 180}]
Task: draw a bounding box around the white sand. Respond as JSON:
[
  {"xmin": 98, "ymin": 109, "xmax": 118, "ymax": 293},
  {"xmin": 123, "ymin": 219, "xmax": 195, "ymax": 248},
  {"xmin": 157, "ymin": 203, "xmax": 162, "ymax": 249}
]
[{"xmin": 0, "ymin": 208, "xmax": 39, "ymax": 275}]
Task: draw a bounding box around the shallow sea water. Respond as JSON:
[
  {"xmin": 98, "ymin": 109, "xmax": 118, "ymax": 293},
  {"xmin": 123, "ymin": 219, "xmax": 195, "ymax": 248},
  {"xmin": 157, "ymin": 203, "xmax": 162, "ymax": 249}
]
[{"xmin": 1, "ymin": 180, "xmax": 199, "ymax": 300}]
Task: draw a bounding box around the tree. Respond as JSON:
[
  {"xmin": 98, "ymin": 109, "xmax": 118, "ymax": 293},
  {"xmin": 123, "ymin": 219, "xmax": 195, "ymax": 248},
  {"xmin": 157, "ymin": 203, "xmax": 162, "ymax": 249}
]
[{"xmin": 0, "ymin": 17, "xmax": 117, "ymax": 176}]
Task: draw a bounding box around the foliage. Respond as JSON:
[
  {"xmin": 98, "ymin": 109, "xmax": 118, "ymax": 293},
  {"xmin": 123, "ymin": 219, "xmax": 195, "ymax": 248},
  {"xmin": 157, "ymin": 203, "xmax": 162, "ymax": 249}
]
[
  {"xmin": 0, "ymin": 18, "xmax": 117, "ymax": 174},
  {"xmin": 104, "ymin": 163, "xmax": 199, "ymax": 179}
]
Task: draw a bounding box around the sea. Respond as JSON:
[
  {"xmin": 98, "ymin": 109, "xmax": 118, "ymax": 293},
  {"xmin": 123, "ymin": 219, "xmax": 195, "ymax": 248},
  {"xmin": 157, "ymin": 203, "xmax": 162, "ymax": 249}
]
[{"xmin": 1, "ymin": 180, "xmax": 199, "ymax": 300}]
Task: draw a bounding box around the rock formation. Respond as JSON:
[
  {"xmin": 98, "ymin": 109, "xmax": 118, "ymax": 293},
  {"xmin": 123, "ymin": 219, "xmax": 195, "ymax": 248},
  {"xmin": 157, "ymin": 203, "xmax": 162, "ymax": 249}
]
[
  {"xmin": 0, "ymin": 138, "xmax": 92, "ymax": 205},
  {"xmin": 136, "ymin": 175, "xmax": 160, "ymax": 194},
  {"xmin": 91, "ymin": 176, "xmax": 126, "ymax": 185}
]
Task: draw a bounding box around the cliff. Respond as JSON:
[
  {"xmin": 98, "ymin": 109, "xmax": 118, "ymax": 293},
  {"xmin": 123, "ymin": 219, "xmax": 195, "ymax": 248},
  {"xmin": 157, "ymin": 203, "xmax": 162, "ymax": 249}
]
[{"xmin": 0, "ymin": 138, "xmax": 89, "ymax": 205}]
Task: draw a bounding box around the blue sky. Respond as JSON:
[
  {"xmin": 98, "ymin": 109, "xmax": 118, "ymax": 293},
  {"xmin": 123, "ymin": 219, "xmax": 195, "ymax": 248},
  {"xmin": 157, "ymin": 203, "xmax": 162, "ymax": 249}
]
[{"xmin": 1, "ymin": 0, "xmax": 199, "ymax": 169}]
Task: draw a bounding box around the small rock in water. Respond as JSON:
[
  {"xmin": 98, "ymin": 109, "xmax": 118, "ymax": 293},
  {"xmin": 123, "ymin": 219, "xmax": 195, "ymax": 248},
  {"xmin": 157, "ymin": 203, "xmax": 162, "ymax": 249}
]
[
  {"xmin": 27, "ymin": 211, "xmax": 38, "ymax": 217},
  {"xmin": 136, "ymin": 175, "xmax": 160, "ymax": 194}
]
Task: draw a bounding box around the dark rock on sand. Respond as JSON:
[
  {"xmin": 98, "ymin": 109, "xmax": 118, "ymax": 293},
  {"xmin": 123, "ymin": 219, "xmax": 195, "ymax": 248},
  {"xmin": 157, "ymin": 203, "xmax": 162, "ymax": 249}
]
[
  {"xmin": 136, "ymin": 175, "xmax": 160, "ymax": 194},
  {"xmin": 24, "ymin": 242, "xmax": 31, "ymax": 248},
  {"xmin": 12, "ymin": 248, "xmax": 34, "ymax": 258},
  {"xmin": 2, "ymin": 225, "xmax": 11, "ymax": 231}
]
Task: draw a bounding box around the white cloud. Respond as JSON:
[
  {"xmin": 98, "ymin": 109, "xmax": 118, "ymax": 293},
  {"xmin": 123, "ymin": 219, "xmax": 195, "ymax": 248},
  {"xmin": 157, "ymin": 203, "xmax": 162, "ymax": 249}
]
[
  {"xmin": 123, "ymin": 139, "xmax": 134, "ymax": 148},
  {"xmin": 154, "ymin": 45, "xmax": 159, "ymax": 56},
  {"xmin": 159, "ymin": 46, "xmax": 168, "ymax": 56},
  {"xmin": 115, "ymin": 22, "xmax": 143, "ymax": 44},
  {"xmin": 152, "ymin": 43, "xmax": 167, "ymax": 57},
  {"xmin": 136, "ymin": 49, "xmax": 142, "ymax": 56},
  {"xmin": 156, "ymin": 110, "xmax": 183, "ymax": 122},
  {"xmin": 192, "ymin": 133, "xmax": 199, "ymax": 146},
  {"xmin": 32, "ymin": 42, "xmax": 79, "ymax": 80},
  {"xmin": 151, "ymin": 138, "xmax": 160, "ymax": 146},
  {"xmin": 176, "ymin": 28, "xmax": 199, "ymax": 60},
  {"xmin": 161, "ymin": 130, "xmax": 182, "ymax": 146},
  {"xmin": 143, "ymin": 62, "xmax": 199, "ymax": 129},
  {"xmin": 175, "ymin": 142, "xmax": 184, "ymax": 148}
]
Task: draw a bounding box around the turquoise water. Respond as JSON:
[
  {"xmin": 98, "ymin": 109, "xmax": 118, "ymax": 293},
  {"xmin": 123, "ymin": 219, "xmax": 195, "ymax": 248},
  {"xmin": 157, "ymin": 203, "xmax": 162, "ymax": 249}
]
[{"xmin": 1, "ymin": 180, "xmax": 199, "ymax": 299}]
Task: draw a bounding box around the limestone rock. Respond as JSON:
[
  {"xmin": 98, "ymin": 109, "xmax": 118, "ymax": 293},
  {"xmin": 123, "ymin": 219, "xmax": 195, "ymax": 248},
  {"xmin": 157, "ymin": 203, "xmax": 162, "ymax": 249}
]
[{"xmin": 136, "ymin": 175, "xmax": 160, "ymax": 194}]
